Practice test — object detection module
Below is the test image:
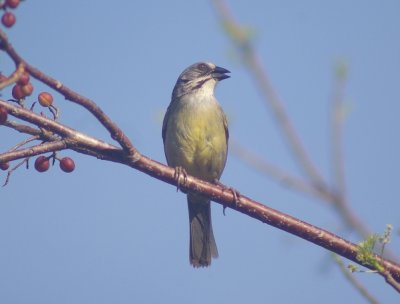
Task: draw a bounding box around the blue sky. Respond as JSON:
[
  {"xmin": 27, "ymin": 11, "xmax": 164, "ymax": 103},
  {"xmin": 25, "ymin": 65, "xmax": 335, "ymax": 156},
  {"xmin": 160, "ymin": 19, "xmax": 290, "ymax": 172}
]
[{"xmin": 1, "ymin": 1, "xmax": 400, "ymax": 303}]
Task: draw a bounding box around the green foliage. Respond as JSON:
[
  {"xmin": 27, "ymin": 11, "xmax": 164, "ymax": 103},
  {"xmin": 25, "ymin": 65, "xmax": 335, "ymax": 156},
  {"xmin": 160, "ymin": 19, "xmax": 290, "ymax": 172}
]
[
  {"xmin": 347, "ymin": 264, "xmax": 359, "ymax": 273},
  {"xmin": 356, "ymin": 234, "xmax": 384, "ymax": 272},
  {"xmin": 354, "ymin": 225, "xmax": 393, "ymax": 273}
]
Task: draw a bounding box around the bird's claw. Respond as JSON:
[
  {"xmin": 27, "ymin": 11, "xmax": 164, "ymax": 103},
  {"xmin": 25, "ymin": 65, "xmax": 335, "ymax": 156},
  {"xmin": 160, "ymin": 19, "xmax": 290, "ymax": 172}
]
[
  {"xmin": 174, "ymin": 166, "xmax": 188, "ymax": 192},
  {"xmin": 231, "ymin": 188, "xmax": 241, "ymax": 205},
  {"xmin": 214, "ymin": 179, "xmax": 241, "ymax": 215}
]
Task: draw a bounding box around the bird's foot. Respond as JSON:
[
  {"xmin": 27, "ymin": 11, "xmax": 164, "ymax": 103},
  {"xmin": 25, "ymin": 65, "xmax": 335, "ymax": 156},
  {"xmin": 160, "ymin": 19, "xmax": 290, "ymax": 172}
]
[
  {"xmin": 213, "ymin": 179, "xmax": 241, "ymax": 215},
  {"xmin": 174, "ymin": 166, "xmax": 188, "ymax": 192}
]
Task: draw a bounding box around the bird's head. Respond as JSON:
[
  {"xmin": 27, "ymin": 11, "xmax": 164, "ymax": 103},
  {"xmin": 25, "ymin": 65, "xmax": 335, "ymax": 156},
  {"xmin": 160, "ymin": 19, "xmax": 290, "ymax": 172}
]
[{"xmin": 172, "ymin": 62, "xmax": 230, "ymax": 98}]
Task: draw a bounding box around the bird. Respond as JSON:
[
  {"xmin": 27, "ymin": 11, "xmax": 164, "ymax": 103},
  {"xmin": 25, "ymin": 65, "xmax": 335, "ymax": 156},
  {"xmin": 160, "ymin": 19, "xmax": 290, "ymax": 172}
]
[{"xmin": 162, "ymin": 62, "xmax": 230, "ymax": 267}]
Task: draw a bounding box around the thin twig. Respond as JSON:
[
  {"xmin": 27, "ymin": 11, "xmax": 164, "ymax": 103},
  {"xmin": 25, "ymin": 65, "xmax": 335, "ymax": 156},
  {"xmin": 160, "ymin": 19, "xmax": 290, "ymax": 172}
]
[
  {"xmin": 211, "ymin": 0, "xmax": 376, "ymax": 242},
  {"xmin": 326, "ymin": 64, "xmax": 373, "ymax": 238},
  {"xmin": 4, "ymin": 120, "xmax": 53, "ymax": 138},
  {"xmin": 0, "ymin": 99, "xmax": 118, "ymax": 160},
  {"xmin": 3, "ymin": 157, "xmax": 28, "ymax": 186},
  {"xmin": 383, "ymin": 270, "xmax": 400, "ymax": 293},
  {"xmin": 232, "ymin": 140, "xmax": 332, "ymax": 201},
  {"xmin": 232, "ymin": 140, "xmax": 371, "ymax": 240},
  {"xmin": 0, "ymin": 29, "xmax": 136, "ymax": 155},
  {"xmin": 333, "ymin": 254, "xmax": 380, "ymax": 304},
  {"xmin": 211, "ymin": 0, "xmax": 327, "ymax": 190},
  {"xmin": 331, "ymin": 61, "xmax": 348, "ymax": 200},
  {"xmin": 1, "ymin": 140, "xmax": 68, "ymax": 164},
  {"xmin": 8, "ymin": 135, "xmax": 40, "ymax": 152},
  {"xmin": 3, "ymin": 119, "xmax": 123, "ymax": 162},
  {"xmin": 0, "ymin": 62, "xmax": 25, "ymax": 90}
]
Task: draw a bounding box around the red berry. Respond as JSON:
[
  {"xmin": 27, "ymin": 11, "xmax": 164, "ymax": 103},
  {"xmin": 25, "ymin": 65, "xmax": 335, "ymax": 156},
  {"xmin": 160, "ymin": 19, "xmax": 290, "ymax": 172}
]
[
  {"xmin": 17, "ymin": 72, "xmax": 30, "ymax": 86},
  {"xmin": 0, "ymin": 162, "xmax": 9, "ymax": 170},
  {"xmin": 34, "ymin": 156, "xmax": 50, "ymax": 173},
  {"xmin": 38, "ymin": 92, "xmax": 53, "ymax": 107},
  {"xmin": 12, "ymin": 84, "xmax": 24, "ymax": 99},
  {"xmin": 2, "ymin": 12, "xmax": 16, "ymax": 28},
  {"xmin": 6, "ymin": 0, "xmax": 20, "ymax": 9},
  {"xmin": 21, "ymin": 82, "xmax": 33, "ymax": 96},
  {"xmin": 0, "ymin": 106, "xmax": 7, "ymax": 124},
  {"xmin": 60, "ymin": 157, "xmax": 75, "ymax": 173}
]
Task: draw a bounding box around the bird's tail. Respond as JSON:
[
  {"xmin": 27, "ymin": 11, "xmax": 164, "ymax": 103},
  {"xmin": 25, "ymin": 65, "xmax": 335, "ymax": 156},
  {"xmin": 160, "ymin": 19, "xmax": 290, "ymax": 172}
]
[{"xmin": 187, "ymin": 193, "xmax": 218, "ymax": 267}]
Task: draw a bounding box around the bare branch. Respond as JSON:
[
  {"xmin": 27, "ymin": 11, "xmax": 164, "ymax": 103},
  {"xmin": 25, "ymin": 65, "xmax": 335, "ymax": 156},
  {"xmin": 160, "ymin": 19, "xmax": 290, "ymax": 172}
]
[
  {"xmin": 1, "ymin": 140, "xmax": 68, "ymax": 163},
  {"xmin": 8, "ymin": 135, "xmax": 40, "ymax": 152},
  {"xmin": 4, "ymin": 120, "xmax": 59, "ymax": 141},
  {"xmin": 0, "ymin": 62, "xmax": 25, "ymax": 90},
  {"xmin": 333, "ymin": 254, "xmax": 380, "ymax": 304},
  {"xmin": 231, "ymin": 140, "xmax": 371, "ymax": 239},
  {"xmin": 326, "ymin": 63, "xmax": 373, "ymax": 239},
  {"xmin": 383, "ymin": 270, "xmax": 400, "ymax": 293},
  {"xmin": 0, "ymin": 99, "xmax": 119, "ymax": 158},
  {"xmin": 0, "ymin": 15, "xmax": 399, "ymax": 293},
  {"xmin": 139, "ymin": 157, "xmax": 400, "ymax": 289},
  {"xmin": 231, "ymin": 139, "xmax": 333, "ymax": 202},
  {"xmin": 211, "ymin": 0, "xmax": 377, "ymax": 242},
  {"xmin": 2, "ymin": 100, "xmax": 399, "ymax": 288},
  {"xmin": 211, "ymin": 0, "xmax": 326, "ymax": 189},
  {"xmin": 0, "ymin": 29, "xmax": 136, "ymax": 154},
  {"xmin": 3, "ymin": 157, "xmax": 28, "ymax": 186},
  {"xmin": 5, "ymin": 122, "xmax": 399, "ymax": 288}
]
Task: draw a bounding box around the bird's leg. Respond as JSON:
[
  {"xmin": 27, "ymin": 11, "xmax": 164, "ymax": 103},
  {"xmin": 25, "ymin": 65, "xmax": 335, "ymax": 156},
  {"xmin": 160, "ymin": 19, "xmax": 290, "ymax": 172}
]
[
  {"xmin": 174, "ymin": 166, "xmax": 188, "ymax": 192},
  {"xmin": 213, "ymin": 179, "xmax": 241, "ymax": 215}
]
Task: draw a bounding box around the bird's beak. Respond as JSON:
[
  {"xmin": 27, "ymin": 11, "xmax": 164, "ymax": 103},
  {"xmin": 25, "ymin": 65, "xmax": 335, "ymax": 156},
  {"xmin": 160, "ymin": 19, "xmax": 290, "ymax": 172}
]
[{"xmin": 212, "ymin": 66, "xmax": 231, "ymax": 81}]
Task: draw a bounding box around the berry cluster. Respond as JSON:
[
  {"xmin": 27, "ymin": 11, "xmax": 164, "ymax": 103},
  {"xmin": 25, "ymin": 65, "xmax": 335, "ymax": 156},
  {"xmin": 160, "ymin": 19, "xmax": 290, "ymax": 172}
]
[
  {"xmin": 34, "ymin": 156, "xmax": 75, "ymax": 173},
  {"xmin": 12, "ymin": 72, "xmax": 33, "ymax": 99},
  {"xmin": 1, "ymin": 0, "xmax": 21, "ymax": 28},
  {"xmin": 0, "ymin": 1, "xmax": 79, "ymax": 179},
  {"xmin": 0, "ymin": 80, "xmax": 76, "ymax": 174},
  {"xmin": 10, "ymin": 72, "xmax": 55, "ymax": 110},
  {"xmin": 0, "ymin": 151, "xmax": 76, "ymax": 174}
]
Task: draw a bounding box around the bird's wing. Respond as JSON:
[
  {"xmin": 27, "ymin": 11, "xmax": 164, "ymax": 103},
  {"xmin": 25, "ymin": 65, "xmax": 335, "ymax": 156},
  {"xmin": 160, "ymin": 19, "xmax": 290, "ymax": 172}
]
[
  {"xmin": 161, "ymin": 104, "xmax": 171, "ymax": 144},
  {"xmin": 221, "ymin": 105, "xmax": 229, "ymax": 145}
]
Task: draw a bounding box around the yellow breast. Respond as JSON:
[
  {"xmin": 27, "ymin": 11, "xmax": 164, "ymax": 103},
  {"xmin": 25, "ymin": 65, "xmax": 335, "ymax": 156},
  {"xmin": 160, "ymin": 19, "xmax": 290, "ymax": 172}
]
[{"xmin": 164, "ymin": 97, "xmax": 228, "ymax": 181}]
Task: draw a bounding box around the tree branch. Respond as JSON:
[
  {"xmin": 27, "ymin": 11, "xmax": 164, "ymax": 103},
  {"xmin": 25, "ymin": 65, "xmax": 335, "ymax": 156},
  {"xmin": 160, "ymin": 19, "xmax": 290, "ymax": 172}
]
[
  {"xmin": 333, "ymin": 254, "xmax": 380, "ymax": 304},
  {"xmin": 211, "ymin": 0, "xmax": 326, "ymax": 189},
  {"xmin": 0, "ymin": 29, "xmax": 136, "ymax": 154},
  {"xmin": 210, "ymin": 0, "xmax": 376, "ymax": 241},
  {"xmin": 331, "ymin": 61, "xmax": 348, "ymax": 201},
  {"xmin": 231, "ymin": 139, "xmax": 333, "ymax": 202},
  {"xmin": 0, "ymin": 99, "xmax": 120, "ymax": 161},
  {"xmin": 1, "ymin": 17, "xmax": 399, "ymax": 293},
  {"xmin": 1, "ymin": 140, "xmax": 67, "ymax": 162},
  {"xmin": 0, "ymin": 62, "xmax": 25, "ymax": 90},
  {"xmin": 1, "ymin": 96, "xmax": 400, "ymax": 291}
]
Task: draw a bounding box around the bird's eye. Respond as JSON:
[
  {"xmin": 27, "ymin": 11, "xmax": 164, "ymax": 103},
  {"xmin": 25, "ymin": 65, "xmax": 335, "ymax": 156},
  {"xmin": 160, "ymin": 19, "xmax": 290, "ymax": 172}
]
[{"xmin": 197, "ymin": 63, "xmax": 209, "ymax": 72}]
